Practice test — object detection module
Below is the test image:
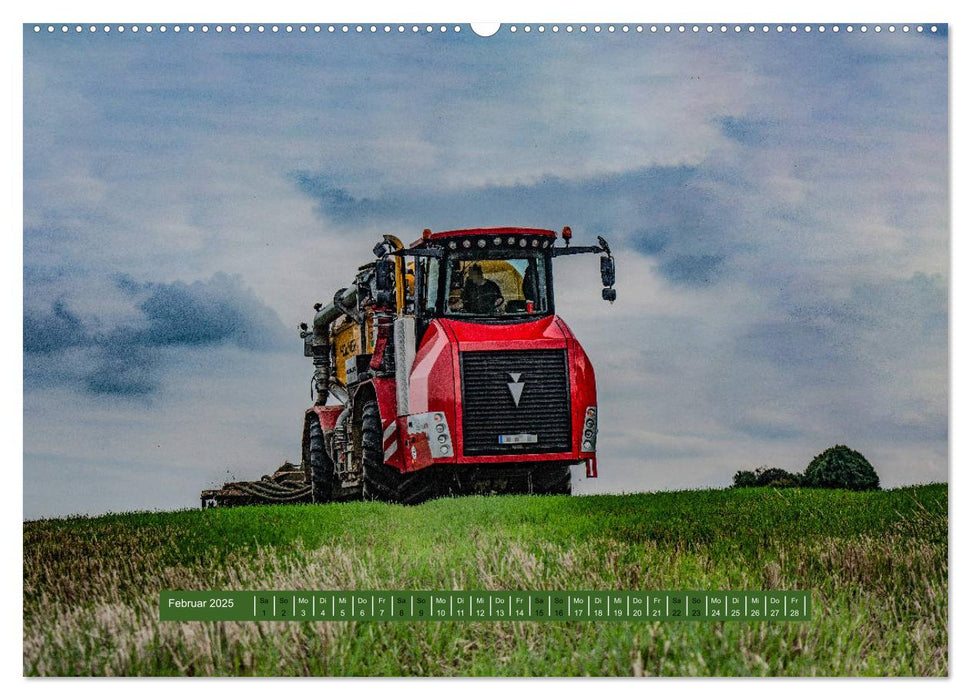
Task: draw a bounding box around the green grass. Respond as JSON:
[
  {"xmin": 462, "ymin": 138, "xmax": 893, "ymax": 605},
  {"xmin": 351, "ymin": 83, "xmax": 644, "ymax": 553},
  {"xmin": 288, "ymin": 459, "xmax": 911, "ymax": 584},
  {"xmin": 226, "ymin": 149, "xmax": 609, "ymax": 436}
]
[{"xmin": 23, "ymin": 484, "xmax": 947, "ymax": 676}]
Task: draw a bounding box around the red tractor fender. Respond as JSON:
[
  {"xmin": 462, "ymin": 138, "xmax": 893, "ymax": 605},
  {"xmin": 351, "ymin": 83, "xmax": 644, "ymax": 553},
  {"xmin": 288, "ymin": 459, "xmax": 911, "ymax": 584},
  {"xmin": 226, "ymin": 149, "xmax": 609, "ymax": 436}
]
[
  {"xmin": 306, "ymin": 404, "xmax": 344, "ymax": 432},
  {"xmin": 301, "ymin": 405, "xmax": 344, "ymax": 469},
  {"xmin": 367, "ymin": 377, "xmax": 404, "ymax": 470}
]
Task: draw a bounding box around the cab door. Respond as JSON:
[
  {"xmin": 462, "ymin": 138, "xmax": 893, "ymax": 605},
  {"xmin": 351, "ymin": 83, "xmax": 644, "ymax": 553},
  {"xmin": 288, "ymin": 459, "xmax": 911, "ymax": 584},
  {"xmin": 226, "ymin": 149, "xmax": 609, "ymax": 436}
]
[{"xmin": 415, "ymin": 255, "xmax": 442, "ymax": 344}]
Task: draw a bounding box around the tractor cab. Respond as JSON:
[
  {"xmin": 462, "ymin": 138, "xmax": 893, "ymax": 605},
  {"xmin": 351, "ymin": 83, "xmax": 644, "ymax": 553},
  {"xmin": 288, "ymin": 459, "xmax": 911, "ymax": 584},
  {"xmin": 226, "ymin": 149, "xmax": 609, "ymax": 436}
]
[
  {"xmin": 372, "ymin": 227, "xmax": 614, "ymax": 342},
  {"xmin": 415, "ymin": 229, "xmax": 557, "ymax": 325}
]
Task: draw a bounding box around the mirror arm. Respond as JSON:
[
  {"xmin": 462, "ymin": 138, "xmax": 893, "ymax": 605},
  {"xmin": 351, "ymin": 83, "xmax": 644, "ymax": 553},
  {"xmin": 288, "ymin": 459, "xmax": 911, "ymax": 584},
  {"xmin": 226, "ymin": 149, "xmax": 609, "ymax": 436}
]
[
  {"xmin": 550, "ymin": 245, "xmax": 604, "ymax": 257},
  {"xmin": 390, "ymin": 247, "xmax": 444, "ymax": 258}
]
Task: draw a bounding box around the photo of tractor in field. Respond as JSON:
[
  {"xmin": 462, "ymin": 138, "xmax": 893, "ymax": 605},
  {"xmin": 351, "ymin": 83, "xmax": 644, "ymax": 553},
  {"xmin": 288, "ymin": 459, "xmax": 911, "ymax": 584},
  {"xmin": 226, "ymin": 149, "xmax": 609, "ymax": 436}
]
[{"xmin": 203, "ymin": 226, "xmax": 616, "ymax": 506}]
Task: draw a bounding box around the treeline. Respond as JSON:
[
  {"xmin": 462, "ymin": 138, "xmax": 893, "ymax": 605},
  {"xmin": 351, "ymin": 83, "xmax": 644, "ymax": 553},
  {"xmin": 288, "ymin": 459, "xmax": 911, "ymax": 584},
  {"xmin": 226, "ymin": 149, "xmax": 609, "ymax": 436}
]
[{"xmin": 733, "ymin": 444, "xmax": 880, "ymax": 491}]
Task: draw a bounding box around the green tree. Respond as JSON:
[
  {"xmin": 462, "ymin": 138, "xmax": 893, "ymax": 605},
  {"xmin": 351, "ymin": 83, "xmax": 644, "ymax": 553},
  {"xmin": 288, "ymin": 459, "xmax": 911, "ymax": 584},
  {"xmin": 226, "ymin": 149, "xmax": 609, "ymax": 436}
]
[
  {"xmin": 803, "ymin": 445, "xmax": 880, "ymax": 491},
  {"xmin": 754, "ymin": 467, "xmax": 802, "ymax": 487},
  {"xmin": 732, "ymin": 466, "xmax": 802, "ymax": 488},
  {"xmin": 732, "ymin": 470, "xmax": 758, "ymax": 488}
]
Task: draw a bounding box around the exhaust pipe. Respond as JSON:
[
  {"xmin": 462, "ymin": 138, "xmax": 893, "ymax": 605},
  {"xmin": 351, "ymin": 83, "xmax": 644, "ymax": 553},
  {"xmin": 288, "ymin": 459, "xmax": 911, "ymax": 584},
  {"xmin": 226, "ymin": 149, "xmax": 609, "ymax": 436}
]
[{"xmin": 393, "ymin": 316, "xmax": 415, "ymax": 416}]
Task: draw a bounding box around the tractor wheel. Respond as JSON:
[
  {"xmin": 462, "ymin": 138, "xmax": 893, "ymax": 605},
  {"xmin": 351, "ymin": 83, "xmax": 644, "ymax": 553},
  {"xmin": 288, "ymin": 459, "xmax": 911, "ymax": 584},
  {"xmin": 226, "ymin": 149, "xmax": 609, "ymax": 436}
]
[
  {"xmin": 360, "ymin": 398, "xmax": 441, "ymax": 504},
  {"xmin": 397, "ymin": 467, "xmax": 442, "ymax": 505},
  {"xmin": 530, "ymin": 464, "xmax": 572, "ymax": 496},
  {"xmin": 362, "ymin": 459, "xmax": 403, "ymax": 502},
  {"xmin": 307, "ymin": 418, "xmax": 336, "ymax": 504},
  {"xmin": 360, "ymin": 399, "xmax": 393, "ymax": 502}
]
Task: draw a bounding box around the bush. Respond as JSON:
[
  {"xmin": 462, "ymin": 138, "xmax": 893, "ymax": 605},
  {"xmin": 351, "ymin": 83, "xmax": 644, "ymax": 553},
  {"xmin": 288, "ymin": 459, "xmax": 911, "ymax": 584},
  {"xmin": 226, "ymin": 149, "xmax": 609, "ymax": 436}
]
[
  {"xmin": 803, "ymin": 445, "xmax": 880, "ymax": 491},
  {"xmin": 733, "ymin": 466, "xmax": 802, "ymax": 488},
  {"xmin": 756, "ymin": 467, "xmax": 803, "ymax": 487},
  {"xmin": 732, "ymin": 470, "xmax": 758, "ymax": 488}
]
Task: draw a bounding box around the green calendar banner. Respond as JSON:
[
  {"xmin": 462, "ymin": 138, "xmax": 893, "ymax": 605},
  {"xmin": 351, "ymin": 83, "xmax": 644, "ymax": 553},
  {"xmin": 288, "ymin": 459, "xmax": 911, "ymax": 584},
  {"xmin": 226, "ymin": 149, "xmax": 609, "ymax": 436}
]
[{"xmin": 160, "ymin": 590, "xmax": 810, "ymax": 622}]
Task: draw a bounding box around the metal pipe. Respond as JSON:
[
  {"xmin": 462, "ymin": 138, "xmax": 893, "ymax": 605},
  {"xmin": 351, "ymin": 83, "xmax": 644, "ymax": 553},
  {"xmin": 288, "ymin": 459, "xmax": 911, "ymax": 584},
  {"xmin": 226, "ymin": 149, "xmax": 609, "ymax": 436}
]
[
  {"xmin": 310, "ymin": 284, "xmax": 359, "ymax": 406},
  {"xmin": 312, "ymin": 284, "xmax": 359, "ymax": 340}
]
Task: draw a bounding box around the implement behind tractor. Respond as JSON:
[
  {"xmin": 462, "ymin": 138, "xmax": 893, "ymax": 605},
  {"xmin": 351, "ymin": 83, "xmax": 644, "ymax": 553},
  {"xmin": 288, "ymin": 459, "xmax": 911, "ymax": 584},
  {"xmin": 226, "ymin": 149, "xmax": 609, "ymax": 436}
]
[
  {"xmin": 203, "ymin": 226, "xmax": 615, "ymax": 507},
  {"xmin": 201, "ymin": 463, "xmax": 310, "ymax": 508}
]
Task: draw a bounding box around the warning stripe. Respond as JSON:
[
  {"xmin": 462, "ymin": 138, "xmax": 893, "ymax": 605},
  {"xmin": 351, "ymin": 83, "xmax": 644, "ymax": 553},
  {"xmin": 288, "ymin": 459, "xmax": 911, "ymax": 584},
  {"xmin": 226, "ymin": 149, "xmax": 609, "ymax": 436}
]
[
  {"xmin": 383, "ymin": 421, "xmax": 396, "ymax": 442},
  {"xmin": 384, "ymin": 441, "xmax": 398, "ymax": 461}
]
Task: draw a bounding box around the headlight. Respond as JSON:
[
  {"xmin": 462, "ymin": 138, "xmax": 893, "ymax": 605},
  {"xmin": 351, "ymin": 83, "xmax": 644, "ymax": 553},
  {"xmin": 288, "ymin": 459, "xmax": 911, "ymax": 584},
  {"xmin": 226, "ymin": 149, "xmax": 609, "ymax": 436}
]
[{"xmin": 583, "ymin": 406, "xmax": 598, "ymax": 452}]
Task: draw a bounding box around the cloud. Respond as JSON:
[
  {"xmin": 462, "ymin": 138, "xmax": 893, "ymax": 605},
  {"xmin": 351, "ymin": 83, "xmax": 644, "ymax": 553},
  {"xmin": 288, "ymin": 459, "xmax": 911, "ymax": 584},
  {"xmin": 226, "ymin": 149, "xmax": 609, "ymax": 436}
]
[
  {"xmin": 289, "ymin": 172, "xmax": 394, "ymax": 224},
  {"xmin": 717, "ymin": 116, "xmax": 774, "ymax": 146},
  {"xmin": 23, "ymin": 299, "xmax": 89, "ymax": 354},
  {"xmin": 82, "ymin": 342, "xmax": 161, "ymax": 397},
  {"xmin": 24, "ymin": 273, "xmax": 290, "ymax": 396},
  {"xmin": 116, "ymin": 272, "xmax": 289, "ymax": 351},
  {"xmin": 290, "ymin": 165, "xmax": 741, "ymax": 287}
]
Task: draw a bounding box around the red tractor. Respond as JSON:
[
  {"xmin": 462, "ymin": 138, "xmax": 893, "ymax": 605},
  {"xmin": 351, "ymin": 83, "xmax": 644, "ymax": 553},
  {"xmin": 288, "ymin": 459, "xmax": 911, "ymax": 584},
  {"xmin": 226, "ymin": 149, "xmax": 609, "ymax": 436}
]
[{"xmin": 299, "ymin": 226, "xmax": 616, "ymax": 503}]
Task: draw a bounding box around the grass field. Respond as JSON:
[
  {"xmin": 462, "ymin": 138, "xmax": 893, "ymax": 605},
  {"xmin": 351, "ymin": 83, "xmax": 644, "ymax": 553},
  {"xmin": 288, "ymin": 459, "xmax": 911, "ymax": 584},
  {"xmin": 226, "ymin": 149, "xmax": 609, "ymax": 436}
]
[{"xmin": 23, "ymin": 484, "xmax": 947, "ymax": 676}]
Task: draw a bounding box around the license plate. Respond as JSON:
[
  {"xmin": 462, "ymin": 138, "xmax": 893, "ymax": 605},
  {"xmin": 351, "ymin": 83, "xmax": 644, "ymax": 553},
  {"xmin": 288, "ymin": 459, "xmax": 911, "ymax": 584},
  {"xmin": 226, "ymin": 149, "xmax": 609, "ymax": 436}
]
[{"xmin": 498, "ymin": 433, "xmax": 538, "ymax": 445}]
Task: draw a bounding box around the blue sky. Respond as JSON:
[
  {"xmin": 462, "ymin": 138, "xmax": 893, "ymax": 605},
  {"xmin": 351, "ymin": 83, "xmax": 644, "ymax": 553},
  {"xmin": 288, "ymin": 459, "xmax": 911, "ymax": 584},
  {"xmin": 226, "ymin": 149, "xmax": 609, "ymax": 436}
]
[{"xmin": 23, "ymin": 24, "xmax": 948, "ymax": 518}]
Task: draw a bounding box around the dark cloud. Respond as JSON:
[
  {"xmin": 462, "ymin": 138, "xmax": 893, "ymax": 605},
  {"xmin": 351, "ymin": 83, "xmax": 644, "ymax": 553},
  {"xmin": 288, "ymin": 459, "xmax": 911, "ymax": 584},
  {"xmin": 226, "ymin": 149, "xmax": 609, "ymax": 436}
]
[
  {"xmin": 629, "ymin": 229, "xmax": 669, "ymax": 255},
  {"xmin": 24, "ymin": 299, "xmax": 89, "ymax": 354},
  {"xmin": 717, "ymin": 116, "xmax": 774, "ymax": 146},
  {"xmin": 116, "ymin": 272, "xmax": 289, "ymax": 351},
  {"xmin": 289, "ymin": 172, "xmax": 394, "ymax": 223},
  {"xmin": 24, "ymin": 273, "xmax": 289, "ymax": 397},
  {"xmin": 292, "ymin": 165, "xmax": 739, "ymax": 287},
  {"xmin": 82, "ymin": 342, "xmax": 160, "ymax": 397}
]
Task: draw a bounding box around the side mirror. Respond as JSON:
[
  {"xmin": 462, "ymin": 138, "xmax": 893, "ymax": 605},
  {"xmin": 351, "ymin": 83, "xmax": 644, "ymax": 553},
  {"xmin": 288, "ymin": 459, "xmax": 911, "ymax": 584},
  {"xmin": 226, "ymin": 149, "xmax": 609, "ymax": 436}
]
[
  {"xmin": 600, "ymin": 254, "xmax": 616, "ymax": 302},
  {"xmin": 600, "ymin": 255, "xmax": 615, "ymax": 287}
]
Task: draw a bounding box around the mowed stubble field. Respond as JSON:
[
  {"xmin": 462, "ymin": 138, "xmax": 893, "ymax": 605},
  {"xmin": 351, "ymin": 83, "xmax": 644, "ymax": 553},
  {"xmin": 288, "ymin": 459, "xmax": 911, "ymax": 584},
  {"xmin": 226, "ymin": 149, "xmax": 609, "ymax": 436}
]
[{"xmin": 23, "ymin": 484, "xmax": 947, "ymax": 676}]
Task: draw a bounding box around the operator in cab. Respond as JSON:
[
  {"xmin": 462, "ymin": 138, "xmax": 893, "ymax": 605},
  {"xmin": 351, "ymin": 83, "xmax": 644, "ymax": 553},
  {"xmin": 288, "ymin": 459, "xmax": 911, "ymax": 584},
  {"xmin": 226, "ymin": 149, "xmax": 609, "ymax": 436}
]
[{"xmin": 456, "ymin": 264, "xmax": 503, "ymax": 314}]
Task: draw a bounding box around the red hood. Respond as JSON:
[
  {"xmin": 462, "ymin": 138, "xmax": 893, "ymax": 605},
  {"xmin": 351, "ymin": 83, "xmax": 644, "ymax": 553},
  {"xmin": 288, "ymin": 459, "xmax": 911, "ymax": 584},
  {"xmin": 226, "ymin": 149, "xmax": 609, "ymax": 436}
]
[
  {"xmin": 438, "ymin": 315, "xmax": 574, "ymax": 351},
  {"xmin": 405, "ymin": 313, "xmax": 597, "ymax": 467}
]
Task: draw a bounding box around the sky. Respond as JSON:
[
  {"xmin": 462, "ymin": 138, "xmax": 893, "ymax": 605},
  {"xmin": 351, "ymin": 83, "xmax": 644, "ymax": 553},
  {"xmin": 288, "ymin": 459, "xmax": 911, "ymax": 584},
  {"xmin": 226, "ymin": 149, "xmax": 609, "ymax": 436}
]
[{"xmin": 22, "ymin": 23, "xmax": 948, "ymax": 519}]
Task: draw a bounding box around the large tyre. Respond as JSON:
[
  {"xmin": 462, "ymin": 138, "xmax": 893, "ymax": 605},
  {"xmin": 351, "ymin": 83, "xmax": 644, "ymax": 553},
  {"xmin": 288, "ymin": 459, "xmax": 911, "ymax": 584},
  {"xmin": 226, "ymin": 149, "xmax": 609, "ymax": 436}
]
[
  {"xmin": 307, "ymin": 418, "xmax": 335, "ymax": 504},
  {"xmin": 360, "ymin": 398, "xmax": 442, "ymax": 504},
  {"xmin": 308, "ymin": 417, "xmax": 363, "ymax": 503},
  {"xmin": 529, "ymin": 464, "xmax": 572, "ymax": 496},
  {"xmin": 360, "ymin": 399, "xmax": 392, "ymax": 502},
  {"xmin": 397, "ymin": 467, "xmax": 443, "ymax": 505}
]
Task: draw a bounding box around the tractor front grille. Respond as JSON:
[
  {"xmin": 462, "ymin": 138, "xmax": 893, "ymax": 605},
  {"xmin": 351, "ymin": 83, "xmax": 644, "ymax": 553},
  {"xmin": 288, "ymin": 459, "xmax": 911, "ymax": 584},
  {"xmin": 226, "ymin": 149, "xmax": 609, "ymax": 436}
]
[{"xmin": 460, "ymin": 349, "xmax": 572, "ymax": 456}]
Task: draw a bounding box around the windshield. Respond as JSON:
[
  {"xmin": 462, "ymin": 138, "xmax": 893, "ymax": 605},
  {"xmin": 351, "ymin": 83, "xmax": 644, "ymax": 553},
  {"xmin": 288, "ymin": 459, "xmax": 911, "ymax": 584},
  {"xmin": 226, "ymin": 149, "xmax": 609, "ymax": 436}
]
[{"xmin": 435, "ymin": 251, "xmax": 551, "ymax": 319}]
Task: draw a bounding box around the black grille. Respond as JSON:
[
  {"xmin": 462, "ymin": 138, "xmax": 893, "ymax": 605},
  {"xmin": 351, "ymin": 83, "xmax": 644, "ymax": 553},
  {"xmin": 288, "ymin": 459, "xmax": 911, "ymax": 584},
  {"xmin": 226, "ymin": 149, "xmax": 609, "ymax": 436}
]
[{"xmin": 460, "ymin": 349, "xmax": 572, "ymax": 455}]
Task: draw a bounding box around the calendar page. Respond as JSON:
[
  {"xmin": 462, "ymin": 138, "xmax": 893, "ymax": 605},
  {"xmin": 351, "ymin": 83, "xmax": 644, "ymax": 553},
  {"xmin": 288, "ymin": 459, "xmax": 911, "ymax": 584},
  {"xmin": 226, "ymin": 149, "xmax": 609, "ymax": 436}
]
[{"xmin": 21, "ymin": 17, "xmax": 948, "ymax": 679}]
